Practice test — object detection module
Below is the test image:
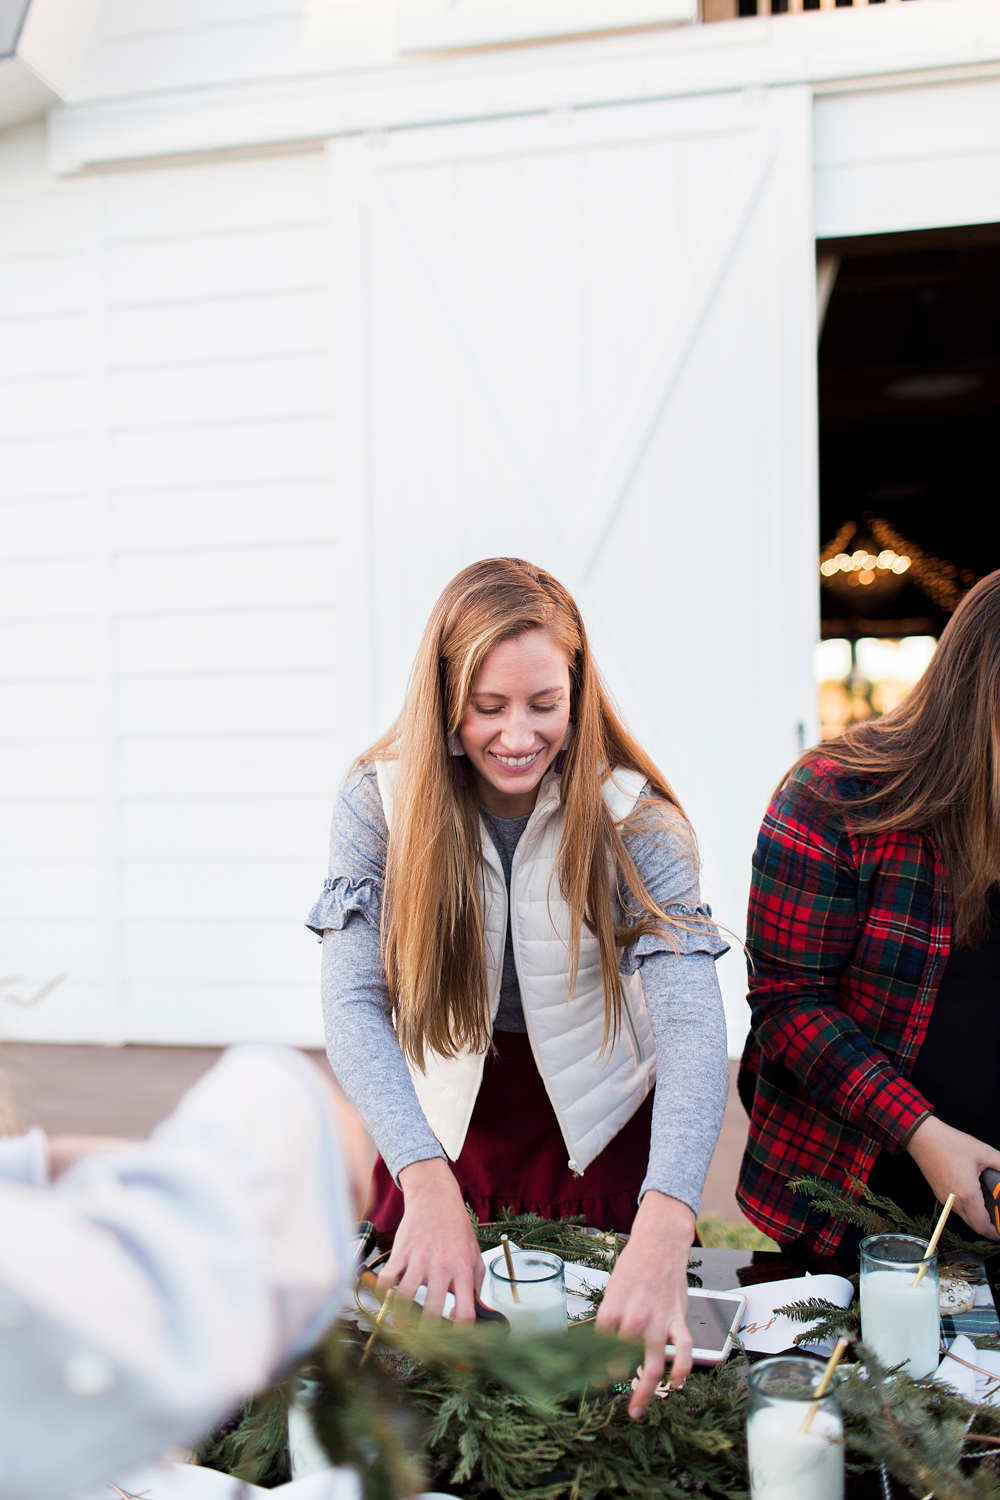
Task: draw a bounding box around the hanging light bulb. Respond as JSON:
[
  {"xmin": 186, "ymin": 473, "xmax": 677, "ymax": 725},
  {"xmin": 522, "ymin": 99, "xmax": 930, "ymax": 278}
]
[{"xmin": 820, "ymin": 526, "xmax": 910, "ymax": 608}]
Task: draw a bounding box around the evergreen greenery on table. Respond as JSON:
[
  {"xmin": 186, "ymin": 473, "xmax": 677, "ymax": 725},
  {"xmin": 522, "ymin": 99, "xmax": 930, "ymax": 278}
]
[{"xmin": 194, "ymin": 1198, "xmax": 1000, "ymax": 1500}]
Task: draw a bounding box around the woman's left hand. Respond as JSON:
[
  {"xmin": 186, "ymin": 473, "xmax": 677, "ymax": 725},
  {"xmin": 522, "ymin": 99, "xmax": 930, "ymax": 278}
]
[{"xmin": 595, "ymin": 1190, "xmax": 696, "ymax": 1419}]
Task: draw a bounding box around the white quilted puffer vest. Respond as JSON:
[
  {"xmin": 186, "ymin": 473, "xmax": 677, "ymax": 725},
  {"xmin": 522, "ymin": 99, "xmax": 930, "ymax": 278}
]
[{"xmin": 375, "ymin": 762, "xmax": 656, "ymax": 1177}]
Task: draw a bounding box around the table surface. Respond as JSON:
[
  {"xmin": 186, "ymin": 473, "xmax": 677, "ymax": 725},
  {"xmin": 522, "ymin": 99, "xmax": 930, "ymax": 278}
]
[{"xmin": 690, "ymin": 1244, "xmax": 857, "ymax": 1289}]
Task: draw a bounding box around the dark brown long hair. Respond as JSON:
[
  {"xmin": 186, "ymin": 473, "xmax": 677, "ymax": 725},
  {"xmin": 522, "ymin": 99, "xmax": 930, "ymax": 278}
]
[
  {"xmin": 798, "ymin": 570, "xmax": 1000, "ymax": 946},
  {"xmin": 356, "ymin": 557, "xmax": 697, "ymax": 1068}
]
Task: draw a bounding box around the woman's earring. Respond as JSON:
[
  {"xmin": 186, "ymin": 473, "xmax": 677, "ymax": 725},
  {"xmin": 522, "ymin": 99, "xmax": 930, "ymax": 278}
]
[
  {"xmin": 555, "ymin": 722, "xmax": 573, "ymax": 774},
  {"xmin": 448, "ymin": 732, "xmax": 467, "ymax": 787}
]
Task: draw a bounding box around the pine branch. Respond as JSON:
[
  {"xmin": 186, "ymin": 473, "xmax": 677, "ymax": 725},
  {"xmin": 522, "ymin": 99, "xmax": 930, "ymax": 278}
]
[
  {"xmin": 789, "ymin": 1174, "xmax": 1000, "ymax": 1260},
  {"xmin": 840, "ymin": 1344, "xmax": 1000, "ymax": 1500},
  {"xmin": 471, "ymin": 1210, "xmax": 627, "ymax": 1274},
  {"xmin": 193, "ymin": 1386, "xmax": 292, "ymax": 1488},
  {"xmin": 774, "ymin": 1295, "xmax": 861, "ymax": 1345}
]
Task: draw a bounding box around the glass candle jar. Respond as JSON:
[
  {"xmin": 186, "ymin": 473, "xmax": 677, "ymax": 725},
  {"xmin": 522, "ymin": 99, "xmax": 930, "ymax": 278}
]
[
  {"xmin": 860, "ymin": 1233, "xmax": 940, "ymax": 1378},
  {"xmin": 746, "ymin": 1356, "xmax": 844, "ymax": 1500},
  {"xmin": 488, "ymin": 1250, "xmax": 566, "ymax": 1333}
]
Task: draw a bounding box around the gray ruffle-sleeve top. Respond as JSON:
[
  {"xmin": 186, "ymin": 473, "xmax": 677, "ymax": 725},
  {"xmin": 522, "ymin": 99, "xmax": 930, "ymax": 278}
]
[{"xmin": 307, "ymin": 768, "xmax": 730, "ymax": 1217}]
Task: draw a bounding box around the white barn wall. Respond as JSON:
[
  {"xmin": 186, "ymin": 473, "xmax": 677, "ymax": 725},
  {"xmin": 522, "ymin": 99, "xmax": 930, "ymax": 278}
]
[
  {"xmin": 4, "ymin": 0, "xmax": 998, "ymax": 1053},
  {"xmin": 1, "ymin": 124, "xmax": 357, "ymax": 1046},
  {"xmin": 0, "ymin": 122, "xmax": 111, "ymax": 1042},
  {"xmin": 1, "ymin": 82, "xmax": 819, "ymax": 1055}
]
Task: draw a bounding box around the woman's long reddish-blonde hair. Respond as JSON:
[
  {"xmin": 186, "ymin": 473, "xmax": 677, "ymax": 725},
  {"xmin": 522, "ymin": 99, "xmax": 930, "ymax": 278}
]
[
  {"xmin": 356, "ymin": 557, "xmax": 697, "ymax": 1068},
  {"xmin": 797, "ymin": 569, "xmax": 1000, "ymax": 947}
]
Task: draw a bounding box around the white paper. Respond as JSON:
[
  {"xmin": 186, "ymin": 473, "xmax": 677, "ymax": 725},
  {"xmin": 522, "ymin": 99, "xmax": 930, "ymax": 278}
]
[
  {"xmin": 936, "ymin": 1335, "xmax": 1000, "ymax": 1406},
  {"xmin": 735, "ymin": 1274, "xmax": 855, "ymax": 1357},
  {"xmin": 90, "ymin": 1462, "xmax": 452, "ymax": 1500},
  {"xmin": 80, "ymin": 1461, "xmax": 362, "ymax": 1500}
]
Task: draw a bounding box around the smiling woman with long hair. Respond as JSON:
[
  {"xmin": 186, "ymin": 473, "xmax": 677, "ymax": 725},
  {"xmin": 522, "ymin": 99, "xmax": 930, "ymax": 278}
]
[
  {"xmin": 307, "ymin": 558, "xmax": 729, "ymax": 1414},
  {"xmin": 738, "ymin": 569, "xmax": 1000, "ymax": 1261}
]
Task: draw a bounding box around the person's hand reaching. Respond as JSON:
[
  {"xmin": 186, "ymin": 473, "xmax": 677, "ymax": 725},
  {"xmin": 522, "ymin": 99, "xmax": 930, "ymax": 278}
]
[
  {"xmin": 378, "ymin": 1157, "xmax": 484, "ymax": 1320},
  {"xmin": 595, "ymin": 1190, "xmax": 696, "ymax": 1419}
]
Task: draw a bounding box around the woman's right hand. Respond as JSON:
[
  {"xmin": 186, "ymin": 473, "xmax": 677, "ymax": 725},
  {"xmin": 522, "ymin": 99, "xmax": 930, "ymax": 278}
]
[
  {"xmin": 378, "ymin": 1157, "xmax": 484, "ymax": 1320},
  {"xmin": 907, "ymin": 1116, "xmax": 1000, "ymax": 1240}
]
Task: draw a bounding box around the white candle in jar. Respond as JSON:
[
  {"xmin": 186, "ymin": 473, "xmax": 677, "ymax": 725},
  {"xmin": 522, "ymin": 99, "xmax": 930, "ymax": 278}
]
[
  {"xmin": 747, "ymin": 1401, "xmax": 844, "ymax": 1500},
  {"xmin": 860, "ymin": 1270, "xmax": 940, "ymax": 1377},
  {"xmin": 498, "ymin": 1280, "xmax": 567, "ymax": 1334},
  {"xmin": 488, "ymin": 1250, "xmax": 567, "ymax": 1334}
]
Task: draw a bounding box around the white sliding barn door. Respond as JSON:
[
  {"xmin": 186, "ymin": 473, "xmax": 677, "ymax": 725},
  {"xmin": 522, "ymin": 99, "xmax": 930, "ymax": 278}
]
[{"xmin": 328, "ymin": 85, "xmax": 818, "ymax": 1050}]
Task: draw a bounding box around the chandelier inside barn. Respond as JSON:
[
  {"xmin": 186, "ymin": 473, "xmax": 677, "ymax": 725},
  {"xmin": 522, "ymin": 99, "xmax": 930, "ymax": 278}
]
[
  {"xmin": 820, "ymin": 537, "xmax": 911, "ymax": 607},
  {"xmin": 819, "ymin": 515, "xmax": 977, "ymax": 617}
]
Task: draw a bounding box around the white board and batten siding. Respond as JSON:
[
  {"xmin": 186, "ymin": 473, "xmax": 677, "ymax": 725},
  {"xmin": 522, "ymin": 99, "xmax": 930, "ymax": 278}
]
[{"xmin": 0, "ymin": 125, "xmax": 351, "ymax": 1045}]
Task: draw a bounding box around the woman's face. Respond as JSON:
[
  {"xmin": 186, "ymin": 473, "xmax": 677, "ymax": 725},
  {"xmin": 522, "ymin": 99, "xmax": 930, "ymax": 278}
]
[{"xmin": 458, "ymin": 628, "xmax": 572, "ymax": 816}]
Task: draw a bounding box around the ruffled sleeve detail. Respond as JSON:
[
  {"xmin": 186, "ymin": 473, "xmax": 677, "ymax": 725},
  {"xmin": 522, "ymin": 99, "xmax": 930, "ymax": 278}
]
[
  {"xmin": 619, "ymin": 903, "xmax": 730, "ymax": 974},
  {"xmin": 305, "ymin": 876, "xmax": 382, "ymax": 936}
]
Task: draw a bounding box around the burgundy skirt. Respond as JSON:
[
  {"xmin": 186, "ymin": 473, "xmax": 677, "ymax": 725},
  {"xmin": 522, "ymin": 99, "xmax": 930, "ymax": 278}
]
[{"xmin": 369, "ymin": 1029, "xmax": 654, "ymax": 1234}]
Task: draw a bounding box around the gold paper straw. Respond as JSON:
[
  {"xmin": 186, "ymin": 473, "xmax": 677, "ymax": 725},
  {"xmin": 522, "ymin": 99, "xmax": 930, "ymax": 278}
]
[
  {"xmin": 800, "ymin": 1336, "xmax": 850, "ymax": 1434},
  {"xmin": 913, "ymin": 1194, "xmax": 955, "ymax": 1287},
  {"xmin": 360, "ymin": 1282, "xmax": 396, "ymax": 1367},
  {"xmin": 501, "ymin": 1234, "xmax": 520, "ymax": 1304}
]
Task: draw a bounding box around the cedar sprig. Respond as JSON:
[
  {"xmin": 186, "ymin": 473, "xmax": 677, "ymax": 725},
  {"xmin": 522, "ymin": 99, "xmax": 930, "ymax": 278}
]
[
  {"xmin": 789, "ymin": 1175, "xmax": 1000, "ymax": 1260},
  {"xmin": 193, "ymin": 1384, "xmax": 292, "ymax": 1488},
  {"xmin": 469, "ymin": 1207, "xmax": 628, "ymax": 1274},
  {"xmin": 774, "ymin": 1295, "xmax": 861, "ymax": 1345}
]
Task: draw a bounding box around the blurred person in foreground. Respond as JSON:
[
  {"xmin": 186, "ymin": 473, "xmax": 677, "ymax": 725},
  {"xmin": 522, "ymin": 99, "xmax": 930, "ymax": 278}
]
[
  {"xmin": 738, "ymin": 571, "xmax": 1000, "ymax": 1261},
  {"xmin": 0, "ymin": 1044, "xmax": 373, "ymax": 1500}
]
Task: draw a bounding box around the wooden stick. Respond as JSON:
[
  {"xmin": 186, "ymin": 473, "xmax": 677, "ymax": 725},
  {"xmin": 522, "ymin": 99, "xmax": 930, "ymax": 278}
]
[
  {"xmin": 939, "ymin": 1347, "xmax": 1000, "ymax": 1389},
  {"xmin": 501, "ymin": 1234, "xmax": 520, "ymax": 1304},
  {"xmin": 359, "ymin": 1283, "xmax": 396, "ymax": 1367},
  {"xmin": 801, "ymin": 1336, "xmax": 851, "ymax": 1434},
  {"xmin": 913, "ymin": 1194, "xmax": 955, "ymax": 1287}
]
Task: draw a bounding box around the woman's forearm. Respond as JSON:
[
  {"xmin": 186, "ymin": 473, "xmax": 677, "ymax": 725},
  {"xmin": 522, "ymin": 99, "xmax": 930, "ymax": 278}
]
[
  {"xmin": 321, "ymin": 927, "xmax": 445, "ymax": 1181},
  {"xmin": 640, "ymin": 950, "xmax": 729, "ymax": 1215},
  {"xmin": 752, "ymin": 992, "xmax": 930, "ymax": 1149}
]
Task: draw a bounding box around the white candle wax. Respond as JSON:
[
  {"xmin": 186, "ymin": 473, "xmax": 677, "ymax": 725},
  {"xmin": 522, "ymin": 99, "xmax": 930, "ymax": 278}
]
[
  {"xmin": 498, "ymin": 1280, "xmax": 567, "ymax": 1334},
  {"xmin": 287, "ymin": 1381, "xmax": 329, "ymax": 1480},
  {"xmin": 747, "ymin": 1402, "xmax": 844, "ymax": 1500},
  {"xmin": 860, "ymin": 1269, "xmax": 940, "ymax": 1377}
]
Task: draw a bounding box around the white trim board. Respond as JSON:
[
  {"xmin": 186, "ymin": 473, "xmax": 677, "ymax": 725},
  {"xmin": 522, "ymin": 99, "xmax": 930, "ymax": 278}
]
[
  {"xmin": 48, "ymin": 0, "xmax": 1000, "ymax": 175},
  {"xmin": 815, "ymin": 71, "xmax": 1000, "ymax": 237}
]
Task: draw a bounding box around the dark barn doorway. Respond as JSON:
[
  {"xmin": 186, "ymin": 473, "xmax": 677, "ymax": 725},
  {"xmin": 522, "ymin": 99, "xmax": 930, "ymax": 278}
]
[{"xmin": 815, "ymin": 222, "xmax": 1000, "ymax": 737}]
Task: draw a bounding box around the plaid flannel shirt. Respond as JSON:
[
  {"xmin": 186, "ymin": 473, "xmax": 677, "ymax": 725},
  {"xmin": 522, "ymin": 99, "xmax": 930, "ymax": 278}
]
[{"xmin": 737, "ymin": 755, "xmax": 951, "ymax": 1253}]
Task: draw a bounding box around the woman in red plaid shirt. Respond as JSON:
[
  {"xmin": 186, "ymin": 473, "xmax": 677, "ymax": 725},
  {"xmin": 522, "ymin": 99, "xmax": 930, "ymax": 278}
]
[{"xmin": 738, "ymin": 571, "xmax": 1000, "ymax": 1259}]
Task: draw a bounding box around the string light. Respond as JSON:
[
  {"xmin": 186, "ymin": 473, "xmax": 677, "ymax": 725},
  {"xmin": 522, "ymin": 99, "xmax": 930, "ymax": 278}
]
[
  {"xmin": 819, "ymin": 517, "xmax": 975, "ymax": 613},
  {"xmin": 819, "ymin": 544, "xmax": 911, "ymax": 586}
]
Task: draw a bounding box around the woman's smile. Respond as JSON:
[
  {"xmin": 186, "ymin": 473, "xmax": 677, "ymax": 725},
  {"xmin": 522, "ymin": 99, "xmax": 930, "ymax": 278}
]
[{"xmin": 489, "ymin": 749, "xmax": 543, "ymax": 771}]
